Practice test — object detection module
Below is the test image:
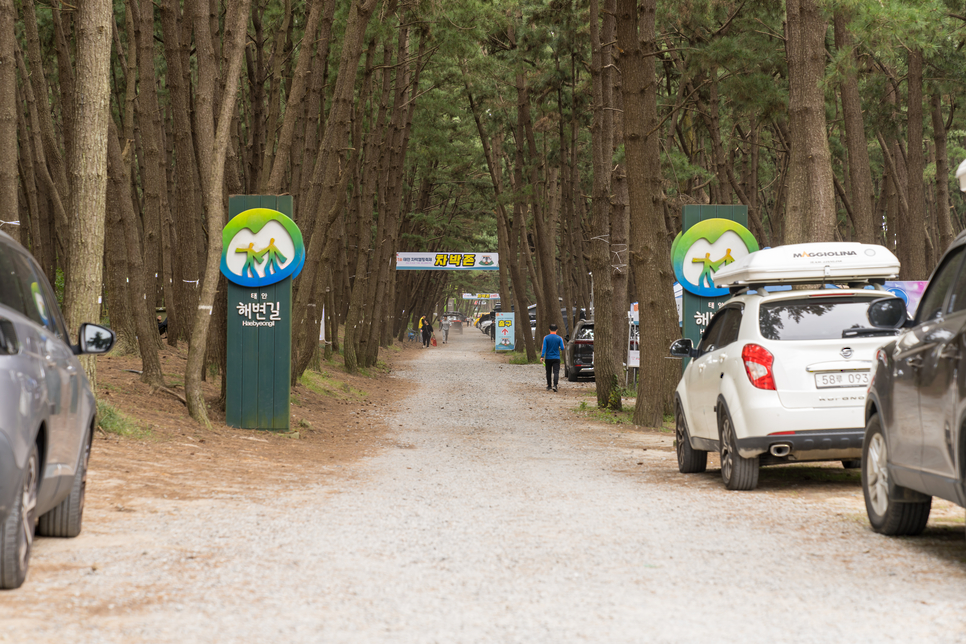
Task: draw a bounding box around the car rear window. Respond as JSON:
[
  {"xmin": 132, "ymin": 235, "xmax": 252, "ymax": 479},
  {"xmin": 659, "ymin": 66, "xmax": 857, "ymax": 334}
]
[
  {"xmin": 575, "ymin": 325, "xmax": 594, "ymax": 341},
  {"xmin": 759, "ymin": 296, "xmax": 879, "ymax": 341}
]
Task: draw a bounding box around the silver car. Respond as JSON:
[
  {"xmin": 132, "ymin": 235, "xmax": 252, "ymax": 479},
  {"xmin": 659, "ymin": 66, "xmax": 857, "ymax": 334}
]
[{"xmin": 0, "ymin": 232, "xmax": 115, "ymax": 589}]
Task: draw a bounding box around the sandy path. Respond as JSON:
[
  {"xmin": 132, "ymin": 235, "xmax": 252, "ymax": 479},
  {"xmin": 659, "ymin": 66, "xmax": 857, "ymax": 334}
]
[{"xmin": 1, "ymin": 330, "xmax": 964, "ymax": 643}]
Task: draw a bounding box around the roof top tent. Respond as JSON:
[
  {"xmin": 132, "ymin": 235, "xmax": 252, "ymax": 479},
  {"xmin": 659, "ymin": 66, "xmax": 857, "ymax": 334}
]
[{"xmin": 712, "ymin": 242, "xmax": 900, "ymax": 293}]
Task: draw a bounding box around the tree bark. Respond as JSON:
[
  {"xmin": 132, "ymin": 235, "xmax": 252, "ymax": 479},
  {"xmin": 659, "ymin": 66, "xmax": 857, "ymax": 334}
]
[
  {"xmin": 902, "ymin": 49, "xmax": 929, "ymax": 280},
  {"xmin": 0, "ymin": 0, "xmax": 14, "ymax": 245},
  {"xmin": 589, "ymin": 0, "xmax": 621, "ymax": 408},
  {"xmin": 291, "ymin": 0, "xmax": 378, "ymax": 381},
  {"xmin": 931, "ymin": 92, "xmax": 955, "ymax": 251},
  {"xmin": 107, "ymin": 121, "xmax": 165, "ymax": 386},
  {"xmin": 63, "ymin": 0, "xmax": 113, "ymax": 387},
  {"xmin": 783, "ymin": 0, "xmax": 835, "ymax": 243},
  {"xmin": 263, "ymin": 0, "xmax": 325, "ymax": 194},
  {"xmin": 833, "ymin": 11, "xmax": 875, "ymax": 244},
  {"xmin": 185, "ymin": 0, "xmax": 252, "ymax": 426},
  {"xmin": 616, "ymin": 0, "xmax": 680, "ymax": 427}
]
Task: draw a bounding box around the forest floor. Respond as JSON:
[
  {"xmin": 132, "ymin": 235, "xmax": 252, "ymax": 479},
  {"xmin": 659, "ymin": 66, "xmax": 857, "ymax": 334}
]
[{"xmin": 86, "ymin": 333, "xmax": 414, "ymax": 507}]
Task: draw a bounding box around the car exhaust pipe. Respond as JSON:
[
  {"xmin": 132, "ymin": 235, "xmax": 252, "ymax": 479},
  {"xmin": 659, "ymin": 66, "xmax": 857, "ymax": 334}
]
[{"xmin": 770, "ymin": 443, "xmax": 791, "ymax": 458}]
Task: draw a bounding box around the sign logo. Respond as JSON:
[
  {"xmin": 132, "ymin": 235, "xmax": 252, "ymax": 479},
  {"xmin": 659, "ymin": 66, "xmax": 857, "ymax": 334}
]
[
  {"xmin": 671, "ymin": 218, "xmax": 759, "ymax": 297},
  {"xmin": 220, "ymin": 208, "xmax": 305, "ymax": 287}
]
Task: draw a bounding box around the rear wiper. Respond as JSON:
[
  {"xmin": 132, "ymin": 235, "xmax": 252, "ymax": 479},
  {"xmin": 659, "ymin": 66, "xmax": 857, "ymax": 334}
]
[{"xmin": 842, "ymin": 327, "xmax": 899, "ymax": 338}]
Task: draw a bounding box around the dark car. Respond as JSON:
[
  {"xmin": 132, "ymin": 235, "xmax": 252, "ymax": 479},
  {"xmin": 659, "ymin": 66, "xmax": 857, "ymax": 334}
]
[
  {"xmin": 565, "ymin": 319, "xmax": 594, "ymax": 381},
  {"xmin": 0, "ymin": 232, "xmax": 116, "ymax": 588},
  {"xmin": 862, "ymin": 234, "xmax": 966, "ymax": 535}
]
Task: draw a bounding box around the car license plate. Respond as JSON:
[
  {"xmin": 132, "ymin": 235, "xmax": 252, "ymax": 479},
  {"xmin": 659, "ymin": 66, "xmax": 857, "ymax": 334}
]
[{"xmin": 814, "ymin": 372, "xmax": 870, "ymax": 388}]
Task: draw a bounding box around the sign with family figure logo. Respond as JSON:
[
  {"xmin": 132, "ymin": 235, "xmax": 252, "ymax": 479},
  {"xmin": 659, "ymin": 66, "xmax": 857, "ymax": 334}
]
[
  {"xmin": 673, "ymin": 206, "xmax": 758, "ymax": 360},
  {"xmin": 221, "ymin": 196, "xmax": 305, "ymax": 431}
]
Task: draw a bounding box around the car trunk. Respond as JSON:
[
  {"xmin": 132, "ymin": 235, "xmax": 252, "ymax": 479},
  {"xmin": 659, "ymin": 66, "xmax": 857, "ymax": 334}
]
[{"xmin": 757, "ymin": 293, "xmax": 894, "ymax": 409}]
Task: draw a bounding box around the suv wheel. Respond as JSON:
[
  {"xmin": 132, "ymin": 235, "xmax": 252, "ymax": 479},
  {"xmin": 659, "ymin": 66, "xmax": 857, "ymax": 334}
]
[
  {"xmin": 567, "ymin": 366, "xmax": 578, "ymax": 382},
  {"xmin": 0, "ymin": 445, "xmax": 39, "ymax": 589},
  {"xmin": 675, "ymin": 405, "xmax": 707, "ymax": 474},
  {"xmin": 719, "ymin": 407, "xmax": 759, "ymax": 491},
  {"xmin": 38, "ymin": 427, "xmax": 91, "ymax": 538},
  {"xmin": 862, "ymin": 414, "xmax": 931, "ymax": 536}
]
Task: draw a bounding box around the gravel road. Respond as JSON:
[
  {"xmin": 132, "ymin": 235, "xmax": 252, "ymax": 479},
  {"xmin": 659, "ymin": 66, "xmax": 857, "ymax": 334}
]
[{"xmin": 2, "ymin": 329, "xmax": 965, "ymax": 643}]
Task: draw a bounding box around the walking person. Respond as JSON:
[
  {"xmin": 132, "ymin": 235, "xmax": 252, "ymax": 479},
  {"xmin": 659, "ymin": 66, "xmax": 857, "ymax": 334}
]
[
  {"xmin": 440, "ymin": 316, "xmax": 450, "ymax": 344},
  {"xmin": 421, "ymin": 317, "xmax": 434, "ymax": 348},
  {"xmin": 540, "ymin": 323, "xmax": 566, "ymax": 392}
]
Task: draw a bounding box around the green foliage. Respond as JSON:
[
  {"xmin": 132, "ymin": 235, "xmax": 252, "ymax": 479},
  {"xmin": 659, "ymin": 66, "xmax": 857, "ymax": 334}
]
[
  {"xmin": 299, "ymin": 371, "xmax": 367, "ymax": 400},
  {"xmin": 508, "ymin": 350, "xmax": 538, "ymax": 364},
  {"xmin": 606, "ymin": 374, "xmax": 622, "ymax": 410},
  {"xmin": 574, "ymin": 400, "xmax": 636, "ymax": 426},
  {"xmin": 54, "ymin": 269, "xmax": 64, "ymax": 308},
  {"xmin": 97, "ymin": 401, "xmax": 152, "ymax": 439}
]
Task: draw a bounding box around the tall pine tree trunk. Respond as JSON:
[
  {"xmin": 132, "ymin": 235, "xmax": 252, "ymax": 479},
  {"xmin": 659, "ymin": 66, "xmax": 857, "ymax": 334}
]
[
  {"xmin": 589, "ymin": 0, "xmax": 620, "ymax": 408},
  {"xmin": 901, "ymin": 49, "xmax": 929, "ymax": 279},
  {"xmin": 185, "ymin": 0, "xmax": 252, "ymax": 426},
  {"xmin": 616, "ymin": 0, "xmax": 679, "ymax": 427},
  {"xmin": 63, "ymin": 0, "xmax": 112, "ymax": 386},
  {"xmin": 784, "ymin": 0, "xmax": 835, "ymax": 243},
  {"xmin": 833, "ymin": 10, "xmax": 875, "ymax": 244}
]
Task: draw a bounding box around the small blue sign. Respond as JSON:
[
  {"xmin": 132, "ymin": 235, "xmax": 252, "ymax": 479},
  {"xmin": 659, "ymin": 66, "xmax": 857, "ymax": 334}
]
[{"xmin": 495, "ymin": 312, "xmax": 515, "ymax": 351}]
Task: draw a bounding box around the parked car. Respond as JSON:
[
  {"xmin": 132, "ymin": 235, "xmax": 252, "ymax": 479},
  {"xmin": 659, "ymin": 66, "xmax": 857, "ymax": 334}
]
[
  {"xmin": 479, "ymin": 317, "xmax": 494, "ymax": 336},
  {"xmin": 565, "ymin": 319, "xmax": 594, "ymax": 381},
  {"xmin": 528, "ymin": 304, "xmax": 585, "ymax": 337},
  {"xmin": 669, "ymin": 243, "xmax": 901, "ymax": 491},
  {"xmin": 0, "ymin": 232, "xmax": 116, "ymax": 589},
  {"xmin": 862, "ymin": 233, "xmax": 966, "ymax": 535}
]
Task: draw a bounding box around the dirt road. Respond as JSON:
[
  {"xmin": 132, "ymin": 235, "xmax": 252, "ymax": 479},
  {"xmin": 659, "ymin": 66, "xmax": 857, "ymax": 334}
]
[{"xmin": 2, "ymin": 330, "xmax": 965, "ymax": 642}]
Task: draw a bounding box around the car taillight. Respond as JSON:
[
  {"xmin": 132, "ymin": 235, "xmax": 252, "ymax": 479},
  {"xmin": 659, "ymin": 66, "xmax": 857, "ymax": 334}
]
[
  {"xmin": 575, "ymin": 339, "xmax": 593, "ymax": 345},
  {"xmin": 742, "ymin": 343, "xmax": 776, "ymax": 390}
]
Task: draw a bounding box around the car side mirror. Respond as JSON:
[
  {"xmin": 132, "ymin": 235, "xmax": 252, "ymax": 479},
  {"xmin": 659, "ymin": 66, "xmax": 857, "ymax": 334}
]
[
  {"xmin": 76, "ymin": 323, "xmax": 116, "ymax": 355},
  {"xmin": 867, "ymin": 297, "xmax": 909, "ymax": 330},
  {"xmin": 669, "ymin": 338, "xmax": 695, "ymax": 358},
  {"xmin": 565, "ymin": 335, "xmax": 570, "ymax": 343}
]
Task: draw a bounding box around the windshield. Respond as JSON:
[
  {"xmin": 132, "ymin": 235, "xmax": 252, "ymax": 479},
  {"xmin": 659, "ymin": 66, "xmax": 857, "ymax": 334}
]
[{"xmin": 759, "ymin": 296, "xmax": 880, "ymax": 341}]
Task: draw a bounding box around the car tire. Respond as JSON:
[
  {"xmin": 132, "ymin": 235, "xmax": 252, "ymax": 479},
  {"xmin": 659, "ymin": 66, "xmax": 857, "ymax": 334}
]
[
  {"xmin": 841, "ymin": 459, "xmax": 861, "ymax": 469},
  {"xmin": 0, "ymin": 444, "xmax": 39, "ymax": 589},
  {"xmin": 567, "ymin": 366, "xmax": 578, "ymax": 382},
  {"xmin": 718, "ymin": 406, "xmax": 759, "ymax": 491},
  {"xmin": 38, "ymin": 427, "xmax": 91, "ymax": 538},
  {"xmin": 862, "ymin": 414, "xmax": 931, "ymax": 536},
  {"xmin": 675, "ymin": 405, "xmax": 707, "ymax": 474}
]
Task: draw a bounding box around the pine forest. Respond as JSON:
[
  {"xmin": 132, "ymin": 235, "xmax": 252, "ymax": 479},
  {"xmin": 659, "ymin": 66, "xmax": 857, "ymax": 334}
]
[{"xmin": 4, "ymin": 0, "xmax": 966, "ymax": 426}]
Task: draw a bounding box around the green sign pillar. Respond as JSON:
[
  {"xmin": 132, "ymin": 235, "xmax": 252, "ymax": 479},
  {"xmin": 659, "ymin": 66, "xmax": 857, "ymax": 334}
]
[
  {"xmin": 674, "ymin": 206, "xmax": 759, "ymax": 355},
  {"xmin": 222, "ymin": 195, "xmax": 305, "ymax": 430}
]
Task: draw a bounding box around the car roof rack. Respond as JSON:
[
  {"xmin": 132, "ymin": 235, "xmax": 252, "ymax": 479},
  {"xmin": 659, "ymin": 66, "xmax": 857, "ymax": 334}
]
[{"xmin": 713, "ymin": 242, "xmax": 899, "ymax": 291}]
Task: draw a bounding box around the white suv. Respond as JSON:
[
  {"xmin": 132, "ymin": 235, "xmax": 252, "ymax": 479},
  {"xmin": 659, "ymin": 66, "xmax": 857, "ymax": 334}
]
[{"xmin": 669, "ymin": 243, "xmax": 901, "ymax": 490}]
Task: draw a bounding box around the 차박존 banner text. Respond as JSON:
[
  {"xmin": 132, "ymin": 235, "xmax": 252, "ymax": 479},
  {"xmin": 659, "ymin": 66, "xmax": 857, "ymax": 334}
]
[{"xmin": 396, "ymin": 252, "xmax": 499, "ymax": 270}]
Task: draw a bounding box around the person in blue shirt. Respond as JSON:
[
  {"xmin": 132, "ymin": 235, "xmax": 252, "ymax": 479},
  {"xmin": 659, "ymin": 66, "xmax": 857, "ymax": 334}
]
[{"xmin": 540, "ymin": 323, "xmax": 566, "ymax": 392}]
